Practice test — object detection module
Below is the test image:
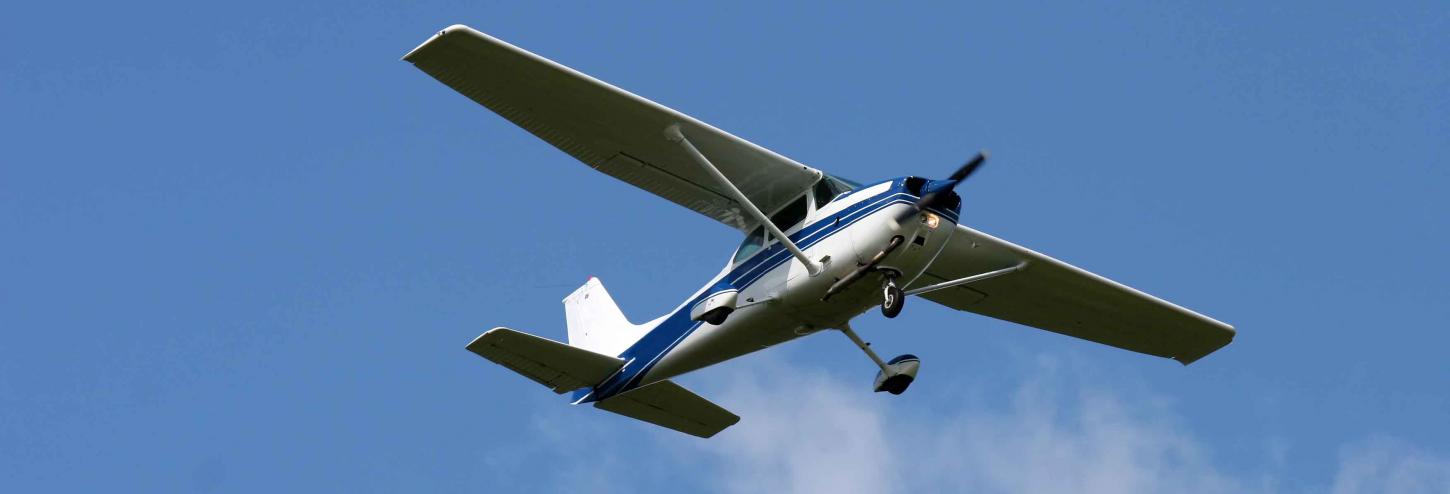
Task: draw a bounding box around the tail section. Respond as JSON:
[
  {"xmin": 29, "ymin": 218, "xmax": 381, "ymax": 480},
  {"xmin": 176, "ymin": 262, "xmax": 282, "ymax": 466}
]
[
  {"xmin": 465, "ymin": 327, "xmax": 740, "ymax": 438},
  {"xmin": 563, "ymin": 277, "xmax": 649, "ymax": 357}
]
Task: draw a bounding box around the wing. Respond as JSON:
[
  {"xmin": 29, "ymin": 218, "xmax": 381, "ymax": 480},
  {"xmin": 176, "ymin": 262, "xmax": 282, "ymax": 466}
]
[
  {"xmin": 404, "ymin": 25, "xmax": 822, "ymax": 231},
  {"xmin": 909, "ymin": 225, "xmax": 1234, "ymax": 364}
]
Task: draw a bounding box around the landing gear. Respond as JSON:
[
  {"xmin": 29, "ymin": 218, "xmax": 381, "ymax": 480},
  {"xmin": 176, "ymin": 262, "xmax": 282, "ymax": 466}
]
[
  {"xmin": 822, "ymin": 236, "xmax": 903, "ymax": 302},
  {"xmin": 881, "ymin": 276, "xmax": 904, "ymax": 318},
  {"xmin": 875, "ymin": 354, "xmax": 919, "ymax": 395},
  {"xmin": 837, "ymin": 323, "xmax": 920, "ymax": 395},
  {"xmin": 699, "ymin": 307, "xmax": 731, "ymax": 325}
]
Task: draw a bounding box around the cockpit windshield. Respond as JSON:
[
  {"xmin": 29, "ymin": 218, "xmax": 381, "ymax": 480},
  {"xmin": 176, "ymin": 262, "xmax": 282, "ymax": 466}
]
[
  {"xmin": 732, "ymin": 226, "xmax": 766, "ymax": 264},
  {"xmin": 813, "ymin": 174, "xmax": 858, "ymax": 208}
]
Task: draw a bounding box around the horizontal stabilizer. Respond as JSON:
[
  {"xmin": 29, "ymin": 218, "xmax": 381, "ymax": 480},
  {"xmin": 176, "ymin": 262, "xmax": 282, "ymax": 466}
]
[
  {"xmin": 594, "ymin": 380, "xmax": 739, "ymax": 438},
  {"xmin": 466, "ymin": 327, "xmax": 623, "ymax": 394}
]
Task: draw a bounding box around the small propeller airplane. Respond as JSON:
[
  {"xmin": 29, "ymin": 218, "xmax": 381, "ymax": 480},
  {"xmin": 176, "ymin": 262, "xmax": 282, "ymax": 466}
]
[{"xmin": 404, "ymin": 25, "xmax": 1235, "ymax": 438}]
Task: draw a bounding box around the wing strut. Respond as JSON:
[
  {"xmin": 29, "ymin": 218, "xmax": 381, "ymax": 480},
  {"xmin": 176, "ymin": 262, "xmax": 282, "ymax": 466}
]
[
  {"xmin": 904, "ymin": 262, "xmax": 1027, "ymax": 296},
  {"xmin": 665, "ymin": 124, "xmax": 823, "ymax": 276}
]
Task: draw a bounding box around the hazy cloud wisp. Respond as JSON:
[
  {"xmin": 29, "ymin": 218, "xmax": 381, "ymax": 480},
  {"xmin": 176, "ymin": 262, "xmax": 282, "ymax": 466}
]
[{"xmin": 509, "ymin": 355, "xmax": 1450, "ymax": 494}]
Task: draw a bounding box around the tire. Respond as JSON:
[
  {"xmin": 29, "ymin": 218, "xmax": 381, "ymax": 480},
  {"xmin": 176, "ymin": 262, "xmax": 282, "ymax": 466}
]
[
  {"xmin": 700, "ymin": 307, "xmax": 732, "ymax": 325},
  {"xmin": 881, "ymin": 282, "xmax": 904, "ymax": 318},
  {"xmin": 879, "ymin": 374, "xmax": 913, "ymax": 395}
]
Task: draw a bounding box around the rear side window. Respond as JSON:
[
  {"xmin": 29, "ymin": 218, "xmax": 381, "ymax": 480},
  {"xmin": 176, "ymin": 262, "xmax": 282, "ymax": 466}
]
[
  {"xmin": 770, "ymin": 195, "xmax": 808, "ymax": 232},
  {"xmin": 733, "ymin": 226, "xmax": 765, "ymax": 263}
]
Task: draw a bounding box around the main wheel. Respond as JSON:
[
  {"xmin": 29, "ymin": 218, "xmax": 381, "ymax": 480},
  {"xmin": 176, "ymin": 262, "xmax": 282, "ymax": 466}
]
[
  {"xmin": 878, "ymin": 373, "xmax": 914, "ymax": 395},
  {"xmin": 881, "ymin": 280, "xmax": 904, "ymax": 318}
]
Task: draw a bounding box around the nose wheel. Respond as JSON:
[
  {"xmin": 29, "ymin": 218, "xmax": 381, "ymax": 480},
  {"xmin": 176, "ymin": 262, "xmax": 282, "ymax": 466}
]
[{"xmin": 881, "ymin": 275, "xmax": 904, "ymax": 318}]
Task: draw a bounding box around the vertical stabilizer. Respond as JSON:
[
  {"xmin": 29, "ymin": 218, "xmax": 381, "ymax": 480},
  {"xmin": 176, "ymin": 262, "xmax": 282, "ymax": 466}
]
[{"xmin": 563, "ymin": 278, "xmax": 649, "ymax": 357}]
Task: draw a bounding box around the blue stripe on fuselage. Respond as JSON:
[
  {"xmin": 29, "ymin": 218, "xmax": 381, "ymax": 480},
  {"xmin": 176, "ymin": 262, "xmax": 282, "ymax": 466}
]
[{"xmin": 579, "ymin": 179, "xmax": 958, "ymax": 403}]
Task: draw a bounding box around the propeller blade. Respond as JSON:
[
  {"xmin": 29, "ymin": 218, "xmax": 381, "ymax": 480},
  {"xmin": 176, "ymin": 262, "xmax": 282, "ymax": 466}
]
[
  {"xmin": 893, "ymin": 150, "xmax": 989, "ymax": 226},
  {"xmin": 947, "ymin": 151, "xmax": 989, "ymax": 182}
]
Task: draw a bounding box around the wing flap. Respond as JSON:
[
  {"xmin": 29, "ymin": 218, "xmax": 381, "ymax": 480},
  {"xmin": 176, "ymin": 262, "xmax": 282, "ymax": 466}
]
[
  {"xmin": 912, "ymin": 225, "xmax": 1234, "ymax": 364},
  {"xmin": 466, "ymin": 327, "xmax": 624, "ymax": 393},
  {"xmin": 404, "ymin": 25, "xmax": 820, "ymax": 231},
  {"xmin": 594, "ymin": 380, "xmax": 740, "ymax": 438}
]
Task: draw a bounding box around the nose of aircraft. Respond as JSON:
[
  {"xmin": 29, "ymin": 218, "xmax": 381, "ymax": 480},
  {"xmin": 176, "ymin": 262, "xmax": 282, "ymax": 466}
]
[
  {"xmin": 918, "ymin": 179, "xmax": 962, "ymax": 213},
  {"xmin": 920, "ymin": 178, "xmax": 959, "ymax": 197}
]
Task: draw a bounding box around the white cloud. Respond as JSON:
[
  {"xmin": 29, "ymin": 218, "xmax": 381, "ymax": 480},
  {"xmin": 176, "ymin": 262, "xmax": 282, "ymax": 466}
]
[
  {"xmin": 1331, "ymin": 437, "xmax": 1450, "ymax": 494},
  {"xmin": 695, "ymin": 369, "xmax": 901, "ymax": 494},
  {"xmin": 690, "ymin": 356, "xmax": 1253, "ymax": 494},
  {"xmin": 493, "ymin": 354, "xmax": 1450, "ymax": 494}
]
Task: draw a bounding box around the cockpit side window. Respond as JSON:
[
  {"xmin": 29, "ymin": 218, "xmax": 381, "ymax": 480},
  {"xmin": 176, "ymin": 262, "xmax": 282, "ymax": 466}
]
[
  {"xmin": 736, "ymin": 179, "xmax": 855, "ymax": 265},
  {"xmin": 770, "ymin": 195, "xmax": 809, "ymax": 232},
  {"xmin": 733, "ymin": 226, "xmax": 766, "ymax": 264}
]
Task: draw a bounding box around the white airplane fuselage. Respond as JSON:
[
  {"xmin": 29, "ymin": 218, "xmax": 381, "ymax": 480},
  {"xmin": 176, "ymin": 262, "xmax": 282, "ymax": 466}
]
[{"xmin": 576, "ymin": 177, "xmax": 959, "ymax": 404}]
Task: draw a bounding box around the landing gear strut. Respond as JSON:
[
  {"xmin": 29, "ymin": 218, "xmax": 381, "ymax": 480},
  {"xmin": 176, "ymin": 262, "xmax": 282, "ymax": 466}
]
[
  {"xmin": 838, "ymin": 323, "xmax": 920, "ymax": 395},
  {"xmin": 881, "ymin": 275, "xmax": 904, "ymax": 318}
]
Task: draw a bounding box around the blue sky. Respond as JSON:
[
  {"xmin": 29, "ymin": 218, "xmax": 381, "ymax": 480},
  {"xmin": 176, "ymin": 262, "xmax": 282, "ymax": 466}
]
[{"xmin": 3, "ymin": 1, "xmax": 1447, "ymax": 492}]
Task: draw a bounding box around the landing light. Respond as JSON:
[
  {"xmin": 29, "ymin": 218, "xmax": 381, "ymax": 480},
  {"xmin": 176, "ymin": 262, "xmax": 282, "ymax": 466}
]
[{"xmin": 922, "ymin": 212, "xmax": 940, "ymax": 230}]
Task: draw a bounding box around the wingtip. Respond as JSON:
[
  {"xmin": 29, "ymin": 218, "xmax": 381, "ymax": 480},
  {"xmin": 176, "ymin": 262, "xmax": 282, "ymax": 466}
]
[
  {"xmin": 465, "ymin": 326, "xmax": 510, "ymax": 352},
  {"xmin": 696, "ymin": 415, "xmax": 742, "ymax": 439},
  {"xmin": 401, "ymin": 24, "xmax": 477, "ymax": 61}
]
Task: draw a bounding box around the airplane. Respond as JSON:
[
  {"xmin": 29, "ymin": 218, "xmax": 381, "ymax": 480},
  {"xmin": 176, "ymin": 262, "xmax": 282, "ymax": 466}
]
[{"xmin": 403, "ymin": 25, "xmax": 1235, "ymax": 438}]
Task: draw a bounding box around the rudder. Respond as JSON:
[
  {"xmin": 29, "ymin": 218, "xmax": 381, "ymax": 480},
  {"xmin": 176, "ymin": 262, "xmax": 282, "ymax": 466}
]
[{"xmin": 563, "ymin": 277, "xmax": 648, "ymax": 357}]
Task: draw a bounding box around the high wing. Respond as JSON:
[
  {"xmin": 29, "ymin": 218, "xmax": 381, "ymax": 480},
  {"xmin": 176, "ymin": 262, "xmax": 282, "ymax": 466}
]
[
  {"xmin": 403, "ymin": 25, "xmax": 821, "ymax": 232},
  {"xmin": 909, "ymin": 225, "xmax": 1234, "ymax": 364}
]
